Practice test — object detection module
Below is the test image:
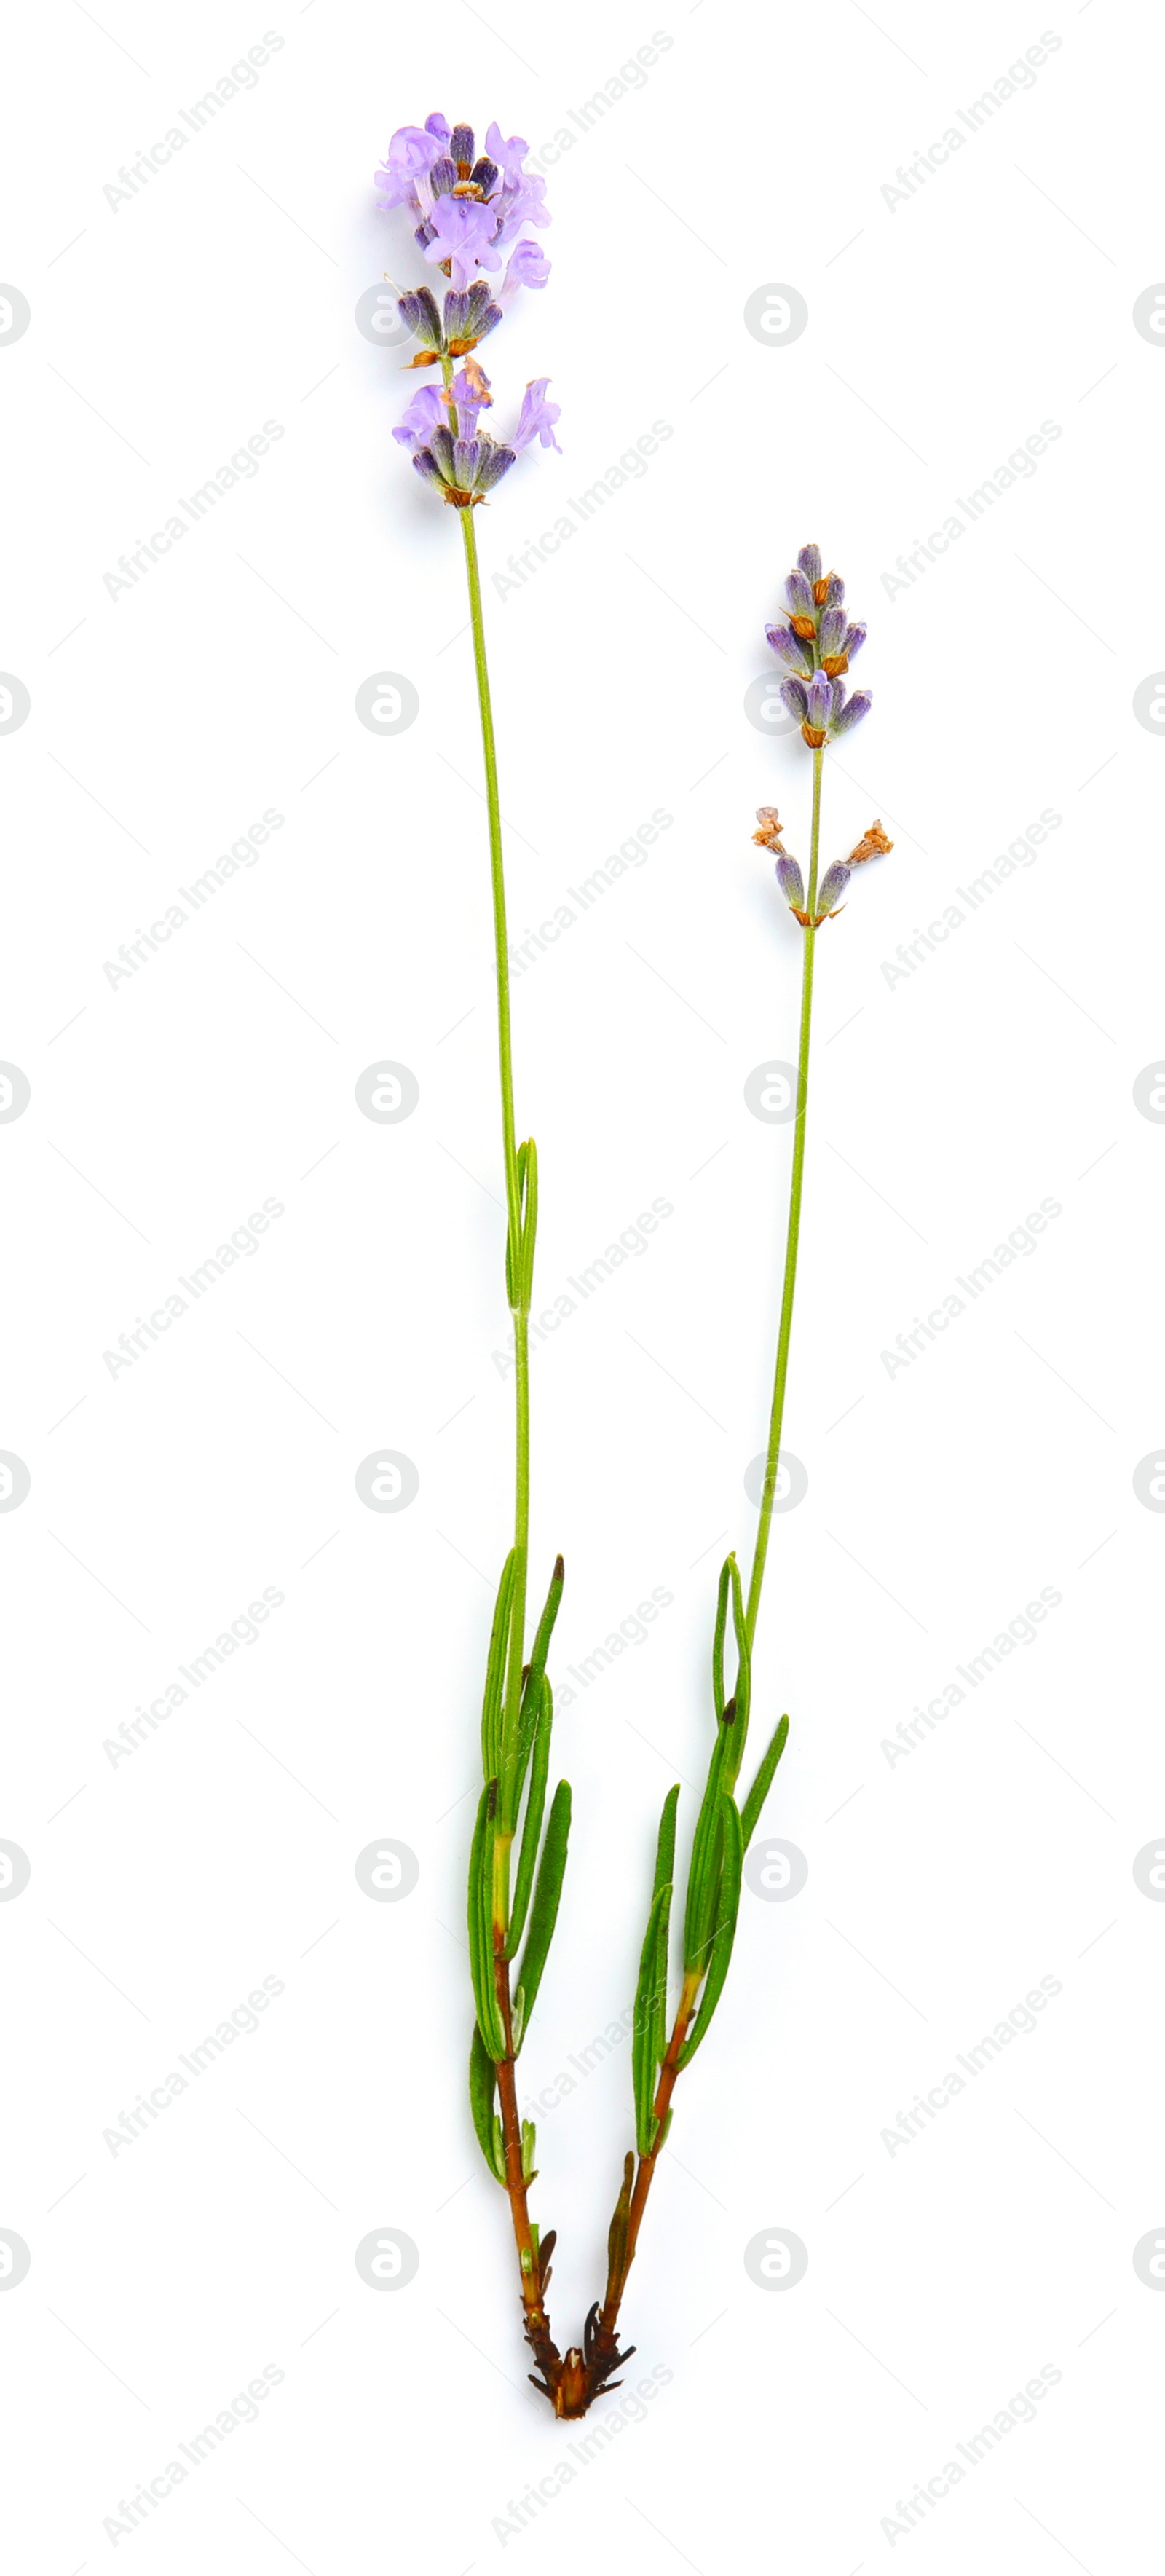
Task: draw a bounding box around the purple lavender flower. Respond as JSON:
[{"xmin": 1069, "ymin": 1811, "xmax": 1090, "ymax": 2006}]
[
  {"xmin": 376, "ymin": 110, "xmax": 550, "ymax": 296},
  {"xmin": 423, "ymin": 191, "xmax": 504, "ymax": 291},
  {"xmin": 769, "ymin": 545, "xmax": 873, "ymax": 741},
  {"xmin": 375, "ymin": 116, "xmax": 450, "ymax": 208},
  {"xmin": 411, "ymin": 422, "xmax": 517, "ymax": 508},
  {"xmin": 383, "ymin": 115, "xmax": 558, "ymax": 504},
  {"xmin": 395, "ymin": 363, "xmax": 557, "ymax": 504},
  {"xmin": 779, "ymin": 671, "xmax": 870, "ymax": 747},
  {"xmin": 500, "ymin": 238, "xmax": 551, "ymax": 301},
  {"xmin": 515, "ymin": 378, "xmax": 561, "ymax": 453},
  {"xmin": 760, "ymin": 546, "xmax": 885, "ymax": 932}
]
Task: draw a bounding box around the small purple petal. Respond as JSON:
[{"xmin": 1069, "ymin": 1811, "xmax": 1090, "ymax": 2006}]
[
  {"xmin": 449, "ymin": 123, "xmax": 475, "ymax": 167},
  {"xmin": 500, "ymin": 237, "xmax": 551, "ymax": 299},
  {"xmin": 513, "ymin": 377, "xmax": 561, "ymax": 453},
  {"xmin": 823, "ymin": 572, "xmax": 845, "ymax": 609},
  {"xmin": 485, "ymin": 122, "xmax": 532, "ymax": 186},
  {"xmin": 818, "ymin": 607, "xmax": 845, "ymax": 659},
  {"xmin": 775, "ymin": 855, "xmax": 805, "ymax": 910},
  {"xmin": 393, "ymin": 382, "xmax": 444, "ymax": 449},
  {"xmin": 797, "ymin": 543, "xmax": 822, "ymax": 587},
  {"xmin": 424, "ymin": 112, "xmax": 451, "ymax": 141},
  {"xmin": 779, "ymin": 677, "xmax": 809, "ymax": 721},
  {"xmin": 842, "ymin": 621, "xmax": 866, "ymax": 663},
  {"xmin": 830, "ymin": 690, "xmax": 872, "ymax": 736},
  {"xmin": 816, "ymin": 862, "xmax": 850, "ymax": 913},
  {"xmin": 785, "ymin": 568, "xmax": 815, "ymax": 619},
  {"xmin": 411, "ymin": 446, "xmax": 445, "ymax": 490}
]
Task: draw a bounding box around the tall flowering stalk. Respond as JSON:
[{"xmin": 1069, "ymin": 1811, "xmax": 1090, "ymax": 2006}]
[
  {"xmin": 586, "ymin": 545, "xmax": 892, "ymax": 2382},
  {"xmin": 379, "ymin": 113, "xmax": 587, "ymax": 2414}
]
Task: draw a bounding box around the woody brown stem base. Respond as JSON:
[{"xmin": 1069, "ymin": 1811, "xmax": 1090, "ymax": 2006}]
[{"xmin": 493, "ymin": 1938, "xmax": 639, "ymax": 2417}]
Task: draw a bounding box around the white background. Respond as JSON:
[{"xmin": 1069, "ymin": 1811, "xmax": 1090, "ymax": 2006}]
[{"xmin": 2, "ymin": 1, "xmax": 1163, "ymax": 2567}]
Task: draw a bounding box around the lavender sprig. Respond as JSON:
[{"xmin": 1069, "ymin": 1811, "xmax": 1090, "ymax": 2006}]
[
  {"xmin": 381, "ymin": 111, "xmax": 586, "ymax": 2414},
  {"xmin": 590, "ymin": 545, "xmax": 891, "ymax": 2380}
]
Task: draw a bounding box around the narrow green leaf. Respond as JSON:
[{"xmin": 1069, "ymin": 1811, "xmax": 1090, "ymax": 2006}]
[
  {"xmin": 682, "ymin": 1709, "xmax": 735, "ymax": 1972},
  {"xmin": 469, "ymin": 2023, "xmax": 507, "ymax": 2185},
  {"xmin": 679, "ymin": 1794, "xmax": 743, "ymax": 2068},
  {"xmin": 506, "ymin": 1673, "xmax": 552, "ymax": 1958},
  {"xmin": 481, "ymin": 1550, "xmax": 518, "ymax": 1784},
  {"xmin": 632, "ymin": 1881, "xmax": 671, "ymax": 2157},
  {"xmin": 509, "ymin": 1553, "xmax": 564, "ymax": 1824},
  {"xmin": 741, "ymin": 1714, "xmax": 790, "ymax": 1851},
  {"xmin": 467, "ymin": 1781, "xmax": 507, "ymax": 2060},
  {"xmin": 518, "ymin": 1136, "xmax": 539, "ymax": 1307},
  {"xmin": 712, "ymin": 1556, "xmax": 732, "ymax": 1720},
  {"xmin": 650, "ymin": 1784, "xmax": 679, "ymax": 2060},
  {"xmin": 607, "ymin": 2151, "xmax": 634, "ymax": 2289},
  {"xmin": 512, "ymin": 1779, "xmax": 571, "ymax": 2048},
  {"xmin": 521, "ymin": 2119, "xmax": 537, "ymax": 2183},
  {"xmin": 721, "ymin": 1556, "xmax": 751, "ymax": 1789},
  {"xmin": 506, "ymin": 1136, "xmax": 539, "ymax": 1308}
]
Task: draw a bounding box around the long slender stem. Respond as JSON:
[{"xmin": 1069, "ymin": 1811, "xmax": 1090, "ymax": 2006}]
[
  {"xmin": 595, "ymin": 747, "xmax": 829, "ymax": 2372},
  {"xmin": 743, "ymin": 744, "xmax": 824, "ymax": 1653},
  {"xmin": 459, "ymin": 505, "xmax": 530, "ymax": 1729},
  {"xmin": 459, "ymin": 500, "xmax": 544, "ymax": 2344}
]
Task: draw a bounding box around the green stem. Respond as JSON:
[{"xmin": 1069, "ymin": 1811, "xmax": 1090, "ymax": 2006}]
[
  {"xmin": 743, "ymin": 744, "xmax": 824, "ymax": 1654},
  {"xmin": 458, "ymin": 504, "xmax": 530, "ymax": 1754}
]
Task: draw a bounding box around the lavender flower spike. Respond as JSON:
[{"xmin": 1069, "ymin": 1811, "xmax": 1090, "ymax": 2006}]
[{"xmin": 762, "ymin": 545, "xmax": 885, "ymax": 931}]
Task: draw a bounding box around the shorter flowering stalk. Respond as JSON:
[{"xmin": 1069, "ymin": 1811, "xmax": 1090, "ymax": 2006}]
[{"xmin": 587, "ymin": 547, "xmax": 891, "ymax": 2398}]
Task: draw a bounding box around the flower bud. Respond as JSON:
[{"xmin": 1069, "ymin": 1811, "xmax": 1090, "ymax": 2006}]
[
  {"xmin": 813, "ymin": 862, "xmax": 850, "ymax": 921},
  {"xmin": 775, "ymin": 854, "xmax": 806, "ymax": 914},
  {"xmin": 765, "ymin": 623, "xmax": 813, "ymax": 675},
  {"xmin": 830, "ymin": 690, "xmax": 872, "ymax": 737}
]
